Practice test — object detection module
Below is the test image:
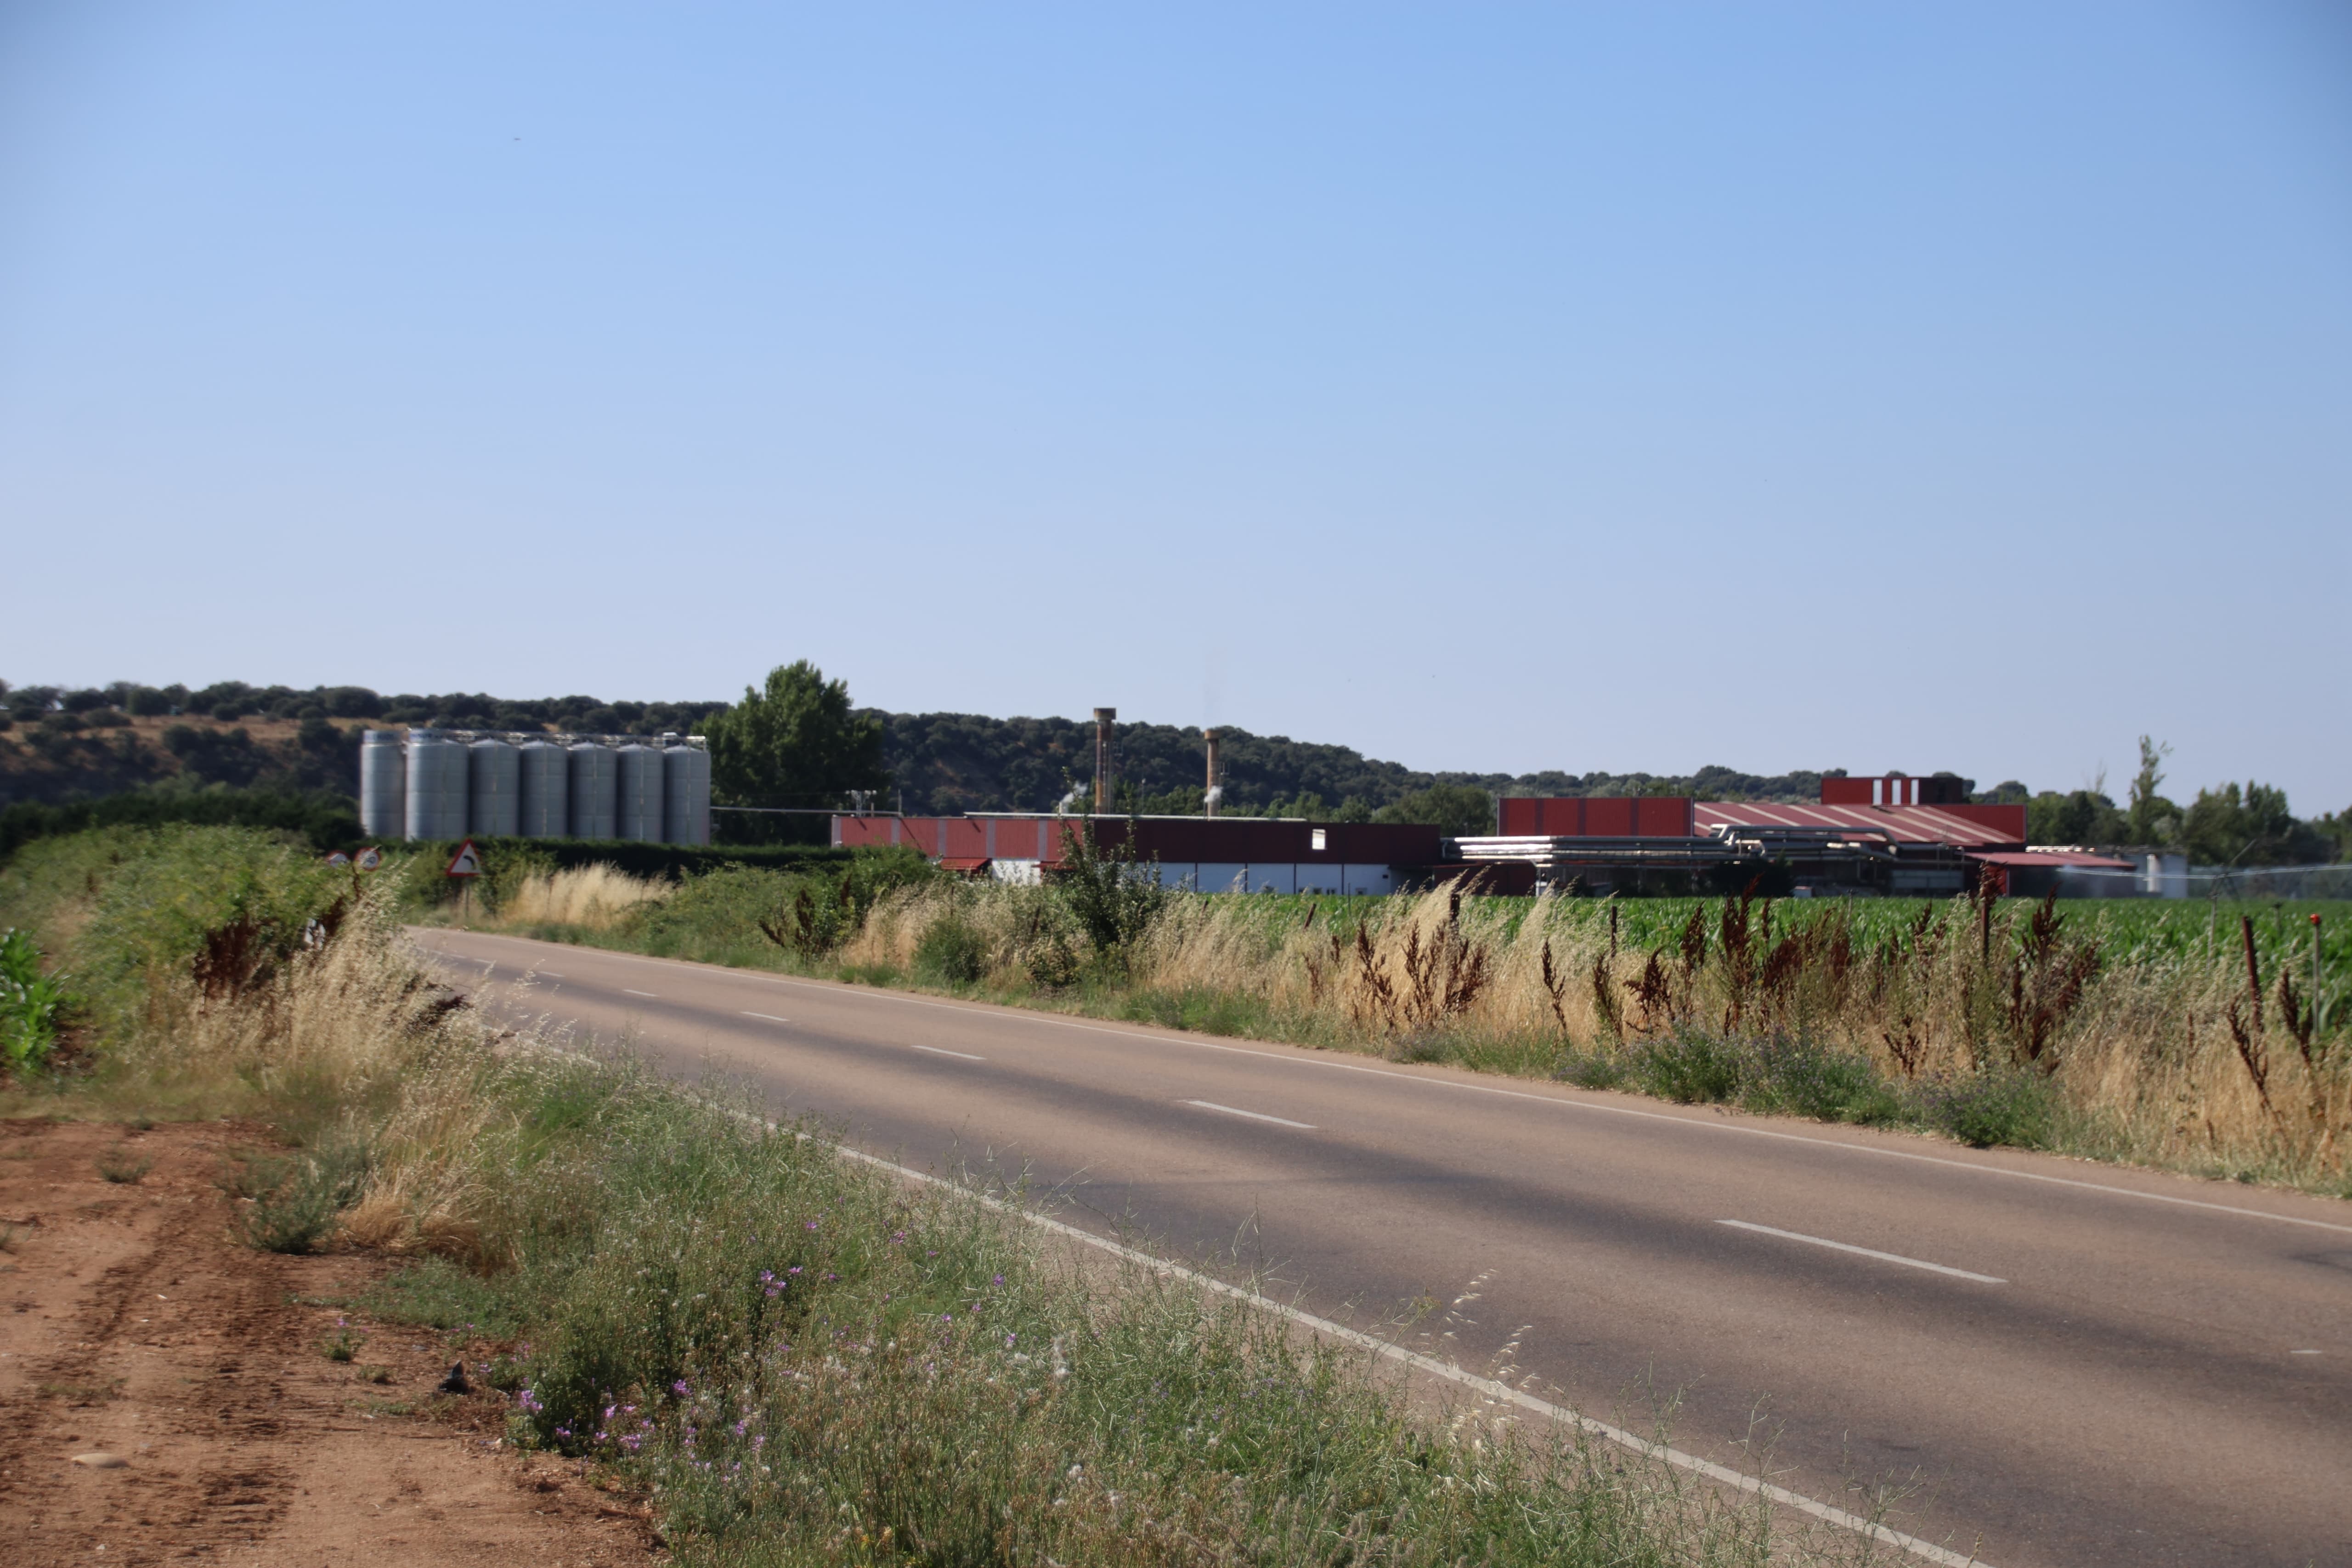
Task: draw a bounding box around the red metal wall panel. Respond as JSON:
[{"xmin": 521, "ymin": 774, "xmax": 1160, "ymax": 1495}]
[
  {"xmin": 1635, "ymin": 798, "xmax": 1695, "ymax": 836},
  {"xmin": 1498, "ymin": 798, "xmax": 1696, "ymax": 838},
  {"xmin": 939, "ymin": 818, "xmax": 989, "ymax": 859}
]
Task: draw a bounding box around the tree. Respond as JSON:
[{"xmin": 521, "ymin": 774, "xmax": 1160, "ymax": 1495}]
[
  {"xmin": 2026, "ymin": 789, "xmax": 2125, "ymax": 847},
  {"xmin": 1374, "ymin": 784, "xmax": 1494, "ymax": 838},
  {"xmin": 706, "ymin": 662, "xmax": 889, "ymax": 842},
  {"xmin": 2126, "ymin": 735, "xmax": 2178, "ymax": 848},
  {"xmin": 2180, "ymin": 781, "xmax": 2322, "ymax": 867}
]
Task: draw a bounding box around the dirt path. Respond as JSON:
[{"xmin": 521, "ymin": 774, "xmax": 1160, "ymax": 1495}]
[{"xmin": 0, "ymin": 1117, "xmax": 661, "ymax": 1566}]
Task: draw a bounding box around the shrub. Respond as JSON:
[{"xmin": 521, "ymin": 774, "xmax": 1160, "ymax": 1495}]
[
  {"xmin": 225, "ymin": 1137, "xmax": 371, "ymax": 1254},
  {"xmin": 1556, "ymin": 1053, "xmax": 1628, "ymax": 1091},
  {"xmin": 1629, "ymin": 1029, "xmax": 1746, "ymax": 1104},
  {"xmin": 0, "ymin": 927, "xmax": 70, "ymax": 1074},
  {"xmin": 1739, "ymin": 1034, "xmax": 1904, "ymax": 1125},
  {"xmin": 95, "ymin": 1145, "xmax": 153, "ymax": 1184},
  {"xmin": 1916, "ymin": 1068, "xmax": 2061, "ymax": 1149},
  {"xmin": 913, "ymin": 911, "xmax": 990, "ymax": 986}
]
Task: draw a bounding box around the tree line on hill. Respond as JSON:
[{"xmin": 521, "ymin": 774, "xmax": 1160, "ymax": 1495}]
[{"xmin": 4, "ymin": 671, "xmax": 2345, "ymax": 864}]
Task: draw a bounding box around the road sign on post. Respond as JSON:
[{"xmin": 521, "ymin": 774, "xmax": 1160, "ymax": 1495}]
[
  {"xmin": 446, "ymin": 839, "xmax": 485, "ymax": 878},
  {"xmin": 356, "ymin": 847, "xmax": 382, "ymax": 871}
]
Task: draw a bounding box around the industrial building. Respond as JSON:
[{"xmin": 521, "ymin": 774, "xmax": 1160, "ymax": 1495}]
[
  {"xmin": 841, "ymin": 773, "xmax": 2180, "ymax": 899},
  {"xmin": 833, "ymin": 813, "xmax": 1439, "ymax": 896},
  {"xmin": 358, "ymin": 729, "xmax": 710, "ymax": 844},
  {"xmin": 1454, "ymin": 777, "xmax": 2177, "ymax": 897}
]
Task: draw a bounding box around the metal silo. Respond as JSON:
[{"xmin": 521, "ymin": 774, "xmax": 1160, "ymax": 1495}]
[
  {"xmin": 615, "ymin": 743, "xmax": 664, "ymax": 842},
  {"xmin": 403, "ymin": 731, "xmax": 469, "ymax": 841},
  {"xmin": 518, "ymin": 741, "xmax": 569, "ymax": 838},
  {"xmin": 468, "ymin": 739, "xmax": 520, "ymax": 838},
  {"xmin": 568, "ymin": 742, "xmax": 617, "ymax": 839},
  {"xmin": 359, "ymin": 730, "xmax": 405, "ymax": 840},
  {"xmin": 663, "ymin": 744, "xmax": 711, "ymax": 845}
]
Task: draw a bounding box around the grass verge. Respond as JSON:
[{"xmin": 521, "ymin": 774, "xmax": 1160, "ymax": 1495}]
[{"xmin": 0, "ymin": 824, "xmax": 1889, "ymax": 1567}]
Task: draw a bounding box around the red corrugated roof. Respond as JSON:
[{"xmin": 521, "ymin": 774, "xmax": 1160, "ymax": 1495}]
[{"xmin": 1693, "ymin": 801, "xmax": 2024, "ymax": 849}]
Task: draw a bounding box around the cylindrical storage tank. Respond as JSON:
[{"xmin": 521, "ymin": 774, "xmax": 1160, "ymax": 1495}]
[
  {"xmin": 568, "ymin": 742, "xmax": 618, "ymax": 839},
  {"xmin": 615, "ymin": 743, "xmax": 664, "ymax": 842},
  {"xmin": 403, "ymin": 732, "xmax": 469, "ymax": 842},
  {"xmin": 663, "ymin": 745, "xmax": 711, "ymax": 845},
  {"xmin": 468, "ymin": 739, "xmax": 520, "ymax": 838},
  {"xmin": 517, "ymin": 742, "xmax": 569, "ymax": 838},
  {"xmin": 359, "ymin": 731, "xmax": 406, "ymax": 840}
]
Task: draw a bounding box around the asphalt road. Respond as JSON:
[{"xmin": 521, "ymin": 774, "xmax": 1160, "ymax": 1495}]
[{"xmin": 417, "ymin": 928, "xmax": 2352, "ymax": 1568}]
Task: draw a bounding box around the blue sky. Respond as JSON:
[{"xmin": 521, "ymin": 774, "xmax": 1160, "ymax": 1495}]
[{"xmin": 4, "ymin": 3, "xmax": 2347, "ymax": 808}]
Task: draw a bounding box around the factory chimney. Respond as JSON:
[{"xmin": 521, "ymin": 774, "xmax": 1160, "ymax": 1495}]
[
  {"xmin": 1093, "ymin": 708, "xmax": 1116, "ymax": 814},
  {"xmin": 1203, "ymin": 729, "xmax": 1221, "ymax": 818}
]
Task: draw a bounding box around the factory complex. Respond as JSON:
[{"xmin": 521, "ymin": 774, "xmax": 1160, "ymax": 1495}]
[
  {"xmin": 841, "ymin": 776, "xmax": 2184, "ymax": 900},
  {"xmin": 351, "ymin": 719, "xmax": 2178, "ymax": 899}
]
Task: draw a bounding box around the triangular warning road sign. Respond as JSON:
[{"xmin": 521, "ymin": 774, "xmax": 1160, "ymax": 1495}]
[{"xmin": 446, "ymin": 839, "xmax": 486, "ymax": 878}]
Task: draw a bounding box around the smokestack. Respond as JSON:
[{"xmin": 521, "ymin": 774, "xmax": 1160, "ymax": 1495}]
[
  {"xmin": 1093, "ymin": 708, "xmax": 1116, "ymax": 814},
  {"xmin": 1203, "ymin": 729, "xmax": 1221, "ymax": 818}
]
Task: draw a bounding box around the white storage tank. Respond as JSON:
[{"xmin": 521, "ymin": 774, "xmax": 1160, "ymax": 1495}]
[
  {"xmin": 568, "ymin": 742, "xmax": 617, "ymax": 839},
  {"xmin": 518, "ymin": 742, "xmax": 569, "ymax": 838},
  {"xmin": 359, "ymin": 731, "xmax": 405, "ymax": 839},
  {"xmin": 662, "ymin": 744, "xmax": 711, "ymax": 845},
  {"xmin": 468, "ymin": 740, "xmax": 520, "ymax": 838},
  {"xmin": 615, "ymin": 743, "xmax": 664, "ymax": 842},
  {"xmin": 403, "ymin": 732, "xmax": 469, "ymax": 841}
]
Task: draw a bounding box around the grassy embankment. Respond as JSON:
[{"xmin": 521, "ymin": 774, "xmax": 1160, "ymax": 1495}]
[
  {"xmin": 433, "ymin": 845, "xmax": 2352, "ymax": 1197},
  {"xmin": 0, "ymin": 823, "xmax": 1882, "ymax": 1568}
]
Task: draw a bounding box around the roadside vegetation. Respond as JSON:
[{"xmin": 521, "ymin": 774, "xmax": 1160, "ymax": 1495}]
[
  {"xmin": 411, "ymin": 829, "xmax": 2352, "ymax": 1198},
  {"xmin": 0, "ymin": 822, "xmax": 1895, "ymax": 1567}
]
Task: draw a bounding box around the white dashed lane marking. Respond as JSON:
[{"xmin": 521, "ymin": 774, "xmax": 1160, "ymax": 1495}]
[
  {"xmin": 1184, "ymin": 1100, "xmax": 1315, "ymax": 1131},
  {"xmin": 1718, "ymin": 1220, "xmax": 2005, "ymax": 1284}
]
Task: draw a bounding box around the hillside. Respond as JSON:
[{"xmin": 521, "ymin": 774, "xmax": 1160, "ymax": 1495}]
[{"xmin": 0, "ymin": 679, "xmax": 1836, "ymax": 815}]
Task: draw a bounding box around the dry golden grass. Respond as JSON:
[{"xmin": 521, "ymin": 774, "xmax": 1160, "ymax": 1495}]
[
  {"xmin": 493, "ymin": 864, "xmax": 664, "ymax": 930},
  {"xmin": 837, "ymin": 879, "xmax": 2348, "ymax": 1187}
]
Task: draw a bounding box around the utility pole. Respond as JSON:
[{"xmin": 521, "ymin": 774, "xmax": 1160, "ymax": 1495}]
[{"xmin": 1093, "ymin": 708, "xmax": 1115, "ymax": 815}]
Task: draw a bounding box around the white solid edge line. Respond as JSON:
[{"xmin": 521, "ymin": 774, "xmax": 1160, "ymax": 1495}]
[
  {"xmin": 910, "ymin": 1044, "xmax": 985, "ymax": 1061},
  {"xmin": 498, "ymin": 1033, "xmax": 1990, "ymax": 1568},
  {"xmin": 1185, "ymin": 1099, "xmax": 1316, "ymax": 1130},
  {"xmin": 1719, "ymin": 1220, "xmax": 2006, "ymax": 1285},
  {"xmin": 741, "ymin": 1012, "xmax": 790, "ymax": 1024},
  {"xmin": 418, "ymin": 932, "xmax": 2352, "ymax": 1238}
]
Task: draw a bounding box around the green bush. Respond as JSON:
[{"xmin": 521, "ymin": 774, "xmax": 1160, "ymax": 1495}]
[
  {"xmin": 1917, "ymin": 1068, "xmax": 2061, "ymax": 1149},
  {"xmin": 1628, "ymin": 1029, "xmax": 1746, "ymax": 1104},
  {"xmin": 1738, "ymin": 1034, "xmax": 1904, "ymax": 1125},
  {"xmin": 913, "ymin": 911, "xmax": 990, "ymax": 985},
  {"xmin": 1556, "ymin": 1053, "xmax": 1628, "ymax": 1091},
  {"xmin": 0, "ymin": 928, "xmax": 70, "ymax": 1073},
  {"xmin": 225, "ymin": 1137, "xmax": 371, "ymax": 1254}
]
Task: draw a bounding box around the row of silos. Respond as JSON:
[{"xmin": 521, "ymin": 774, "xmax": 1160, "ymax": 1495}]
[{"xmin": 359, "ymin": 730, "xmax": 710, "ymax": 845}]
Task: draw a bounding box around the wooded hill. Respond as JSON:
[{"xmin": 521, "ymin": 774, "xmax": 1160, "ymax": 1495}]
[
  {"xmin": 4, "ymin": 678, "xmax": 2341, "ymax": 865},
  {"xmin": 0, "ymin": 679, "xmax": 1832, "ymax": 817}
]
